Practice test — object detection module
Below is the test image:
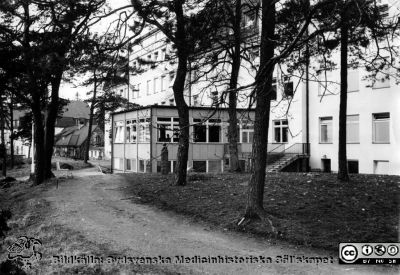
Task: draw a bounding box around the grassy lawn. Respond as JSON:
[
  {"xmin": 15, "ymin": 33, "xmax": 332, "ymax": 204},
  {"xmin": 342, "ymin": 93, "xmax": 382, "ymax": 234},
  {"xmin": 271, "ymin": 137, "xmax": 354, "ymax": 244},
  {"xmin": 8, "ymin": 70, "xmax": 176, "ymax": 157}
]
[{"xmin": 121, "ymin": 172, "xmax": 400, "ymax": 251}]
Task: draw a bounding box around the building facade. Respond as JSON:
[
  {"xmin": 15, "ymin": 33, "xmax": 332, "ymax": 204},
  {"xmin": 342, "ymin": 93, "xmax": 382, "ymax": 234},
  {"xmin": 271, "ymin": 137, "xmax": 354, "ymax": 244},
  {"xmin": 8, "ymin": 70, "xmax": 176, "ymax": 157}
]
[
  {"xmin": 113, "ymin": 105, "xmax": 270, "ymax": 173},
  {"xmin": 309, "ymin": 66, "xmax": 399, "ymax": 175},
  {"xmin": 108, "ymin": 1, "xmax": 399, "ymax": 175}
]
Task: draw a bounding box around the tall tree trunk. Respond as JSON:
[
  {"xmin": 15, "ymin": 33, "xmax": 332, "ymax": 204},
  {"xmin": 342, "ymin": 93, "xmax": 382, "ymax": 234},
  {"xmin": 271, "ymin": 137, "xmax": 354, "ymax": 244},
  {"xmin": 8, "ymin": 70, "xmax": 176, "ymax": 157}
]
[
  {"xmin": 0, "ymin": 100, "xmax": 6, "ymax": 177},
  {"xmin": 242, "ymin": 0, "xmax": 276, "ymax": 233},
  {"xmin": 43, "ymin": 73, "xmax": 62, "ymax": 179},
  {"xmin": 338, "ymin": 6, "xmax": 349, "ymax": 182},
  {"xmin": 9, "ymin": 95, "xmax": 14, "ymax": 169},
  {"xmin": 22, "ymin": 2, "xmax": 44, "ymax": 184},
  {"xmin": 32, "ymin": 107, "xmax": 45, "ymax": 185},
  {"xmin": 173, "ymin": 1, "xmax": 190, "ymax": 186},
  {"xmin": 84, "ymin": 71, "xmax": 98, "ymax": 163},
  {"xmin": 173, "ymin": 54, "xmax": 189, "ymax": 186},
  {"xmin": 228, "ymin": 0, "xmax": 242, "ymax": 172}
]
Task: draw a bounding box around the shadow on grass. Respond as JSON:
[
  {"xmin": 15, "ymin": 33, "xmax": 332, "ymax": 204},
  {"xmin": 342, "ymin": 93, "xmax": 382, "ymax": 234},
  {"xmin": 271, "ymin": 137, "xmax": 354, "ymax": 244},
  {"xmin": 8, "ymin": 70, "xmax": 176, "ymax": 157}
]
[{"xmin": 121, "ymin": 172, "xmax": 400, "ymax": 251}]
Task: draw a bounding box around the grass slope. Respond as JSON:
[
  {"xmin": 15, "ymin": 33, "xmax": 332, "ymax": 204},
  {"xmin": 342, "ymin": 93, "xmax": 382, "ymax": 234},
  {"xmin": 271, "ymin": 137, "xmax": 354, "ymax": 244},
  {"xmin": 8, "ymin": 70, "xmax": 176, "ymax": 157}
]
[{"xmin": 121, "ymin": 172, "xmax": 400, "ymax": 250}]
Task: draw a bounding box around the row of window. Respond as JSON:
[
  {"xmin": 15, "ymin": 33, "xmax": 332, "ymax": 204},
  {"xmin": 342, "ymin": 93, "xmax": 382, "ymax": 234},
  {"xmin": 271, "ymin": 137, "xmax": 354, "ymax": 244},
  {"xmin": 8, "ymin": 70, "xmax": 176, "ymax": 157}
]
[
  {"xmin": 317, "ymin": 68, "xmax": 391, "ymax": 96},
  {"xmin": 114, "ymin": 158, "xmax": 224, "ymax": 173},
  {"xmin": 114, "ymin": 117, "xmax": 293, "ymax": 144},
  {"xmin": 319, "ymin": 113, "xmax": 390, "ymax": 144},
  {"xmin": 114, "ymin": 119, "xmax": 151, "ymax": 143},
  {"xmin": 114, "ymin": 117, "xmax": 257, "ymax": 144},
  {"xmin": 132, "ymin": 72, "xmax": 175, "ymax": 99},
  {"xmin": 114, "ymin": 158, "xmax": 150, "ymax": 173}
]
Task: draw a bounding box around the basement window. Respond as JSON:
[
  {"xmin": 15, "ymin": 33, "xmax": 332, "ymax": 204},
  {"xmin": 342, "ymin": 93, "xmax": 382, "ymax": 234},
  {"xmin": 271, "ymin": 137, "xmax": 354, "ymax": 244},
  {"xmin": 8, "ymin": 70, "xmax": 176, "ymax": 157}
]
[
  {"xmin": 193, "ymin": 161, "xmax": 207, "ymax": 173},
  {"xmin": 347, "ymin": 160, "xmax": 359, "ymax": 174}
]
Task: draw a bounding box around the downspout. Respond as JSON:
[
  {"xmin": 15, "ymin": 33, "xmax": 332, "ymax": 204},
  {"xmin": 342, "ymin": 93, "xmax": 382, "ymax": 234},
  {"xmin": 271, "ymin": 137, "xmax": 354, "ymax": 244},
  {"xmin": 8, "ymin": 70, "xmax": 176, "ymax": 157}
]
[
  {"xmin": 149, "ymin": 106, "xmax": 153, "ymax": 173},
  {"xmin": 123, "ymin": 111, "xmax": 126, "ymax": 173},
  {"xmin": 136, "ymin": 109, "xmax": 139, "ymax": 172},
  {"xmin": 127, "ymin": 44, "xmax": 130, "ymax": 109},
  {"xmin": 111, "ymin": 113, "xmax": 114, "ymax": 174},
  {"xmin": 188, "ymin": 58, "xmax": 192, "ymax": 106},
  {"xmin": 305, "ymin": 24, "xmax": 310, "ymax": 171}
]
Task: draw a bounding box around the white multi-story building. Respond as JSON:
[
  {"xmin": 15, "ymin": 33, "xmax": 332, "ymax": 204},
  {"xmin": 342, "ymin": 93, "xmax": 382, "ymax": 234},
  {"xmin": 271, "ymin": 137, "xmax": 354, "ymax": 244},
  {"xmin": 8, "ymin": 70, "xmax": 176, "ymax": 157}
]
[
  {"xmin": 107, "ymin": 2, "xmax": 399, "ymax": 175},
  {"xmin": 309, "ymin": 65, "xmax": 399, "ymax": 175}
]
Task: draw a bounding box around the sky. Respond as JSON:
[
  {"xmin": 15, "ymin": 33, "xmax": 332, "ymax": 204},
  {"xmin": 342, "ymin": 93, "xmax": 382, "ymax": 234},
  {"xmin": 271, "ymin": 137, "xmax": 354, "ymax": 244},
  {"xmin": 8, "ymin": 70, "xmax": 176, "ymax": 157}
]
[{"xmin": 60, "ymin": 0, "xmax": 131, "ymax": 100}]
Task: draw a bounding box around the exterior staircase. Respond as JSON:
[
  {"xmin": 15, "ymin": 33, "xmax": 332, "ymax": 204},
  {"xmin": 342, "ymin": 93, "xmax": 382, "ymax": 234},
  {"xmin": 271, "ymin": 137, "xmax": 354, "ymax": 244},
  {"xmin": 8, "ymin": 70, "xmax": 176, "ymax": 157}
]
[
  {"xmin": 266, "ymin": 154, "xmax": 300, "ymax": 172},
  {"xmin": 266, "ymin": 143, "xmax": 310, "ymax": 173}
]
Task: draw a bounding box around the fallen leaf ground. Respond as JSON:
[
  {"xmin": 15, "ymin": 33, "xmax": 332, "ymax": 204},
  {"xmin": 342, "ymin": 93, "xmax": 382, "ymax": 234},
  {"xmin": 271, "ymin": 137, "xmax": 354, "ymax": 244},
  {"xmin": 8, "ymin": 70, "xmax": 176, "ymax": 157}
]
[{"xmin": 121, "ymin": 172, "xmax": 400, "ymax": 251}]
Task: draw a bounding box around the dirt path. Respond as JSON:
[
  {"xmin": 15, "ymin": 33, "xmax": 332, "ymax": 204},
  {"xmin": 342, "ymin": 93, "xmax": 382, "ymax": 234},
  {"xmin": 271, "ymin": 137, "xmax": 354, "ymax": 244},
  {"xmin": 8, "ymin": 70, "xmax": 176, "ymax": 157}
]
[{"xmin": 37, "ymin": 168, "xmax": 396, "ymax": 275}]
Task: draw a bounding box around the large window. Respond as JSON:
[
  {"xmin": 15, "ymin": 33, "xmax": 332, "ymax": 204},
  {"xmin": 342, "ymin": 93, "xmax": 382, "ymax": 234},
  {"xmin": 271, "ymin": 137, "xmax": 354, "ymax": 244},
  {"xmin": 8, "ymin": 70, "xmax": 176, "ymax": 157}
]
[
  {"xmin": 193, "ymin": 119, "xmax": 206, "ymax": 142},
  {"xmin": 157, "ymin": 117, "xmax": 179, "ymax": 142},
  {"xmin": 209, "ymin": 119, "xmax": 221, "ymax": 142},
  {"xmin": 273, "ymin": 120, "xmax": 288, "ymax": 143},
  {"xmin": 373, "ymin": 113, "xmax": 390, "ymax": 143},
  {"xmin": 241, "ymin": 123, "xmax": 254, "ymax": 143},
  {"xmin": 114, "ymin": 121, "xmax": 124, "ymax": 143},
  {"xmin": 346, "ymin": 115, "xmax": 359, "ymax": 143},
  {"xmin": 126, "ymin": 120, "xmax": 137, "ymax": 143},
  {"xmin": 138, "ymin": 118, "xmax": 150, "ymax": 142},
  {"xmin": 348, "ymin": 70, "xmax": 359, "ymax": 92},
  {"xmin": 146, "ymin": 80, "xmax": 151, "ymax": 95},
  {"xmin": 319, "ymin": 117, "xmax": 333, "ymax": 143},
  {"xmin": 193, "ymin": 118, "xmax": 221, "ymax": 143}
]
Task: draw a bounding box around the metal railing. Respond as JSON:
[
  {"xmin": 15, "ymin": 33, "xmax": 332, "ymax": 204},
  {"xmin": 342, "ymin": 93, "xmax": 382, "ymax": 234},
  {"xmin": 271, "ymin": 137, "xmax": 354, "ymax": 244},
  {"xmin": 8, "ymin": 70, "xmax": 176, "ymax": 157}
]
[
  {"xmin": 268, "ymin": 143, "xmax": 285, "ymax": 153},
  {"xmin": 282, "ymin": 143, "xmax": 310, "ymax": 156}
]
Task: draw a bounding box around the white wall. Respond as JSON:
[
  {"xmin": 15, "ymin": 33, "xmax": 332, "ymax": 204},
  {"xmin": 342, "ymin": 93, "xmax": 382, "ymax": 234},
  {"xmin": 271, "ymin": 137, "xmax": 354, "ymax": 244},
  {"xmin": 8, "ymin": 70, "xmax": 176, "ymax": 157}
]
[{"xmin": 309, "ymin": 65, "xmax": 400, "ymax": 175}]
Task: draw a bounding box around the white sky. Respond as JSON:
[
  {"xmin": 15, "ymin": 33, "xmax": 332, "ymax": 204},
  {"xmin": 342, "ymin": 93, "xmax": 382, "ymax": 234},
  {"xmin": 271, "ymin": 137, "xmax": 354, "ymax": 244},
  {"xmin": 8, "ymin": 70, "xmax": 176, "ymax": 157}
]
[{"xmin": 60, "ymin": 0, "xmax": 131, "ymax": 100}]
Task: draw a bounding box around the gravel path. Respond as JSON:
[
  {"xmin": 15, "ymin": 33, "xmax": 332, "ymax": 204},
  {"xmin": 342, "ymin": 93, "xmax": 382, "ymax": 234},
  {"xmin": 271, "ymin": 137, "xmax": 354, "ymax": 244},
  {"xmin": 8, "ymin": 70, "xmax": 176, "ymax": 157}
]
[{"xmin": 39, "ymin": 168, "xmax": 397, "ymax": 275}]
